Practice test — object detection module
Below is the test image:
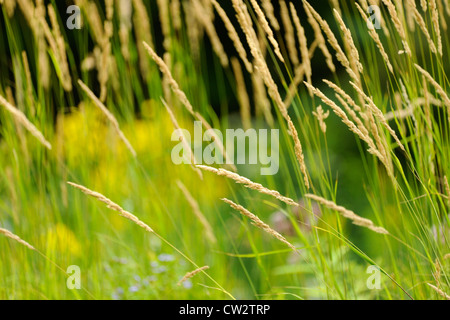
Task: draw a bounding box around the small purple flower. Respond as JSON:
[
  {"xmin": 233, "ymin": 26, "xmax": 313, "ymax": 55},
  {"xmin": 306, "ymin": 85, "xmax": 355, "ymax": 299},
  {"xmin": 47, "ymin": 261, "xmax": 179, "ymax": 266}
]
[
  {"xmin": 112, "ymin": 287, "xmax": 124, "ymax": 300},
  {"xmin": 183, "ymin": 280, "xmax": 193, "ymax": 289},
  {"xmin": 129, "ymin": 285, "xmax": 139, "ymax": 293},
  {"xmin": 154, "ymin": 266, "xmax": 167, "ymax": 274},
  {"xmin": 158, "ymin": 254, "xmax": 175, "ymax": 262}
]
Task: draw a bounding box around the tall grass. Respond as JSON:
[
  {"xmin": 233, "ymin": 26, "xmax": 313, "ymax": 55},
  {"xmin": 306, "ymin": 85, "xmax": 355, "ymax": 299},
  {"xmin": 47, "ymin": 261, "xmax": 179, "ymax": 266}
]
[{"xmin": 0, "ymin": 0, "xmax": 449, "ymax": 300}]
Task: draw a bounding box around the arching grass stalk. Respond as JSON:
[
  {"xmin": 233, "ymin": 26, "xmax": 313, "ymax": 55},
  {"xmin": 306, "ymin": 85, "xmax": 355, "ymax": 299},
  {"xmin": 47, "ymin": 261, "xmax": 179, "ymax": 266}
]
[{"xmin": 67, "ymin": 182, "xmax": 235, "ymax": 300}]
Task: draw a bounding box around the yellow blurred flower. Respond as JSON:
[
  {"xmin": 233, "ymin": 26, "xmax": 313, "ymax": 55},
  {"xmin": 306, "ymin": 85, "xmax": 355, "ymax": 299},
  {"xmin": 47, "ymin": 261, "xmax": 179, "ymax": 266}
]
[{"xmin": 45, "ymin": 223, "xmax": 82, "ymax": 258}]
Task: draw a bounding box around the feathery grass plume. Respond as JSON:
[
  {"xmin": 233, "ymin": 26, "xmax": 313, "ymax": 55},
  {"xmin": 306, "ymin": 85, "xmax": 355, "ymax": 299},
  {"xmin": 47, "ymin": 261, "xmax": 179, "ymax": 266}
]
[
  {"xmin": 405, "ymin": 0, "xmax": 416, "ymax": 32},
  {"xmin": 261, "ymin": 0, "xmax": 280, "ymax": 30},
  {"xmin": 399, "ymin": 80, "xmax": 413, "ymax": 115},
  {"xmin": 304, "ymin": 82, "xmax": 365, "ymax": 138},
  {"xmin": 444, "ymin": 253, "xmax": 450, "ymax": 260},
  {"xmin": 143, "ymin": 42, "xmax": 195, "ymax": 114},
  {"xmin": 37, "ymin": 36, "xmax": 50, "ymax": 90},
  {"xmin": 333, "ymin": 9, "xmax": 363, "ymax": 75},
  {"xmin": 334, "ymin": 91, "xmax": 370, "ymax": 138},
  {"xmin": 302, "ymin": 1, "xmax": 335, "ymax": 73},
  {"xmin": 430, "ymin": 0, "xmax": 443, "ymax": 55},
  {"xmin": 312, "ymin": 105, "xmax": 329, "ymax": 133},
  {"xmin": 323, "ymin": 79, "xmax": 361, "ymax": 112},
  {"xmin": 118, "ymin": 0, "xmax": 132, "ymax": 61},
  {"xmin": 318, "ymin": 79, "xmax": 369, "ymax": 128},
  {"xmin": 3, "ymin": 0, "xmax": 16, "ymax": 17},
  {"xmin": 162, "ymin": 53, "xmax": 173, "ymax": 106},
  {"xmin": 232, "ymin": 0, "xmax": 310, "ymax": 189},
  {"xmin": 183, "ymin": 1, "xmax": 201, "ymax": 60},
  {"xmin": 0, "ymin": 228, "xmax": 36, "ymax": 251},
  {"xmin": 387, "ymin": 94, "xmax": 443, "ymax": 110},
  {"xmin": 381, "ymin": 0, "xmax": 411, "ymax": 55},
  {"xmin": 349, "ymin": 81, "xmax": 406, "ymax": 151},
  {"xmin": 222, "ymin": 198, "xmax": 297, "ymax": 252},
  {"xmin": 415, "ymin": 63, "xmax": 450, "ymax": 124},
  {"xmin": 100, "ymin": 0, "xmax": 114, "ymax": 102},
  {"xmin": 444, "ymin": 176, "xmax": 450, "ymax": 208},
  {"xmin": 201, "ymin": 0, "xmax": 214, "ymax": 19},
  {"xmin": 434, "ymin": 258, "xmax": 442, "ymax": 284},
  {"xmin": 47, "ymin": 5, "xmax": 63, "ymax": 52},
  {"xmin": 251, "ymin": 68, "xmax": 274, "ymax": 126},
  {"xmin": 304, "ymin": 82, "xmax": 387, "ymax": 169},
  {"xmin": 232, "ymin": 0, "xmax": 253, "ymax": 42},
  {"xmin": 284, "ymin": 41, "xmax": 318, "ymax": 107},
  {"xmin": 231, "ymin": 58, "xmax": 252, "ymax": 130},
  {"xmin": 302, "ymin": 1, "xmax": 357, "ymax": 82},
  {"xmin": 161, "ymin": 99, "xmax": 203, "ymax": 180},
  {"xmin": 366, "ymin": 108, "xmax": 391, "ymax": 167},
  {"xmin": 39, "ymin": 8, "xmax": 59, "ymax": 55},
  {"xmin": 77, "ymin": 80, "xmax": 136, "ymax": 157},
  {"xmin": 178, "ymin": 266, "xmax": 210, "ymax": 286},
  {"xmin": 436, "ymin": 0, "xmax": 448, "ymax": 30},
  {"xmin": 358, "ymin": 0, "xmax": 369, "ymax": 11},
  {"xmin": 81, "ymin": 53, "xmax": 96, "ymax": 71},
  {"xmin": 176, "ymin": 180, "xmax": 217, "ymax": 244},
  {"xmin": 406, "ymin": 0, "xmax": 437, "ymax": 54},
  {"xmin": 26, "ymin": 0, "xmax": 50, "ymax": 90},
  {"xmin": 74, "ymin": 0, "xmax": 113, "ymax": 100},
  {"xmin": 105, "ymin": 0, "xmax": 114, "ymax": 25},
  {"xmin": 156, "ymin": 0, "xmax": 171, "ymax": 50},
  {"xmin": 0, "ymin": 95, "xmax": 52, "ymax": 150},
  {"xmin": 330, "ymin": 0, "xmax": 342, "ymax": 14},
  {"xmin": 337, "ymin": 85, "xmax": 389, "ymax": 168},
  {"xmin": 132, "ymin": 0, "xmax": 153, "ymax": 76},
  {"xmin": 427, "ymin": 283, "xmax": 450, "ymax": 300},
  {"xmin": 192, "ymin": 0, "xmax": 229, "ymax": 67},
  {"xmin": 46, "ymin": 4, "xmax": 72, "ymax": 91},
  {"xmin": 67, "ymin": 182, "xmax": 154, "ymax": 233},
  {"xmin": 197, "ymin": 165, "xmax": 299, "ymax": 207},
  {"xmin": 16, "ymin": 0, "xmax": 35, "ymax": 29},
  {"xmin": 423, "ymin": 75, "xmax": 436, "ymax": 175},
  {"xmin": 21, "ymin": 51, "xmax": 35, "ymax": 116},
  {"xmin": 279, "ymin": 0, "xmax": 299, "ymax": 66},
  {"xmin": 305, "ymin": 194, "xmax": 389, "ymax": 234},
  {"xmin": 385, "ymin": 102, "xmax": 418, "ymax": 121},
  {"xmin": 257, "ymin": 23, "xmax": 268, "ymax": 58},
  {"xmin": 5, "ymin": 87, "xmax": 14, "ymax": 106},
  {"xmin": 211, "ymin": 0, "xmax": 252, "ymax": 73},
  {"xmin": 249, "ymin": 0, "xmax": 284, "ymax": 63},
  {"xmin": 421, "ymin": 0, "xmax": 428, "ymax": 11},
  {"xmin": 170, "ymin": 0, "xmax": 182, "ymax": 32},
  {"xmin": 290, "ymin": 3, "xmax": 312, "ymax": 91},
  {"xmin": 355, "ymin": 3, "xmax": 394, "ymax": 74},
  {"xmin": 77, "ymin": 0, "xmax": 105, "ymax": 45}
]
